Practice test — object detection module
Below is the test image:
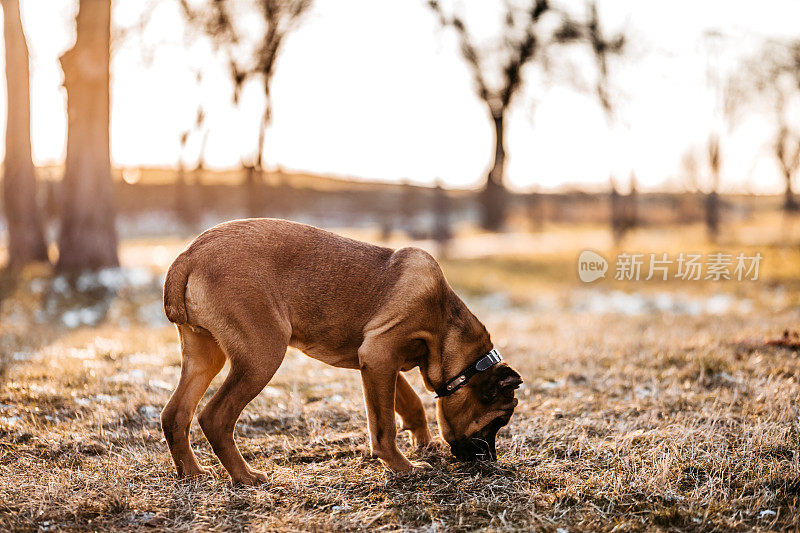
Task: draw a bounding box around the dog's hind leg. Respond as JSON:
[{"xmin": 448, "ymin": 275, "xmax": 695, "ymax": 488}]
[
  {"xmin": 198, "ymin": 327, "xmax": 288, "ymax": 486},
  {"xmin": 161, "ymin": 325, "xmax": 226, "ymax": 478},
  {"xmin": 395, "ymin": 373, "xmax": 432, "ymax": 447}
]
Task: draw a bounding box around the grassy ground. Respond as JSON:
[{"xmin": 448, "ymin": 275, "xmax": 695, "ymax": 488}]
[{"xmin": 1, "ymin": 222, "xmax": 799, "ymax": 531}]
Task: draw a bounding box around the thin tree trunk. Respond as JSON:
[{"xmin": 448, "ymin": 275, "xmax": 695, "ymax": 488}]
[
  {"xmin": 784, "ymin": 173, "xmax": 797, "ymax": 213},
  {"xmin": 248, "ymin": 100, "xmax": 270, "ymax": 217},
  {"xmin": 433, "ymin": 180, "xmax": 451, "ymax": 256},
  {"xmin": 481, "ymin": 110, "xmax": 506, "ymax": 231},
  {"xmin": 1, "ymin": 0, "xmax": 48, "ymax": 269},
  {"xmin": 610, "ymin": 177, "xmax": 623, "ymax": 244},
  {"xmin": 57, "ymin": 0, "xmax": 118, "ymax": 271},
  {"xmin": 705, "ymin": 190, "xmax": 719, "ymax": 242},
  {"xmin": 174, "ymin": 162, "xmax": 193, "ymax": 225},
  {"xmin": 626, "ymin": 174, "xmax": 638, "ymax": 230},
  {"xmin": 706, "ymin": 135, "xmax": 721, "ymax": 243},
  {"xmin": 256, "ymin": 102, "xmax": 269, "ymax": 175},
  {"xmin": 243, "ymin": 163, "xmax": 260, "ymax": 218}
]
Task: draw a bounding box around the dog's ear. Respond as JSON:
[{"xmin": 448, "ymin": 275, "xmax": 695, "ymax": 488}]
[{"xmin": 475, "ymin": 363, "xmax": 522, "ymax": 404}]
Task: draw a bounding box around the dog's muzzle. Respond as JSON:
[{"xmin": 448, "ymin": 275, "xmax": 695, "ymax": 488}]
[{"xmin": 449, "ymin": 417, "xmax": 508, "ymax": 461}]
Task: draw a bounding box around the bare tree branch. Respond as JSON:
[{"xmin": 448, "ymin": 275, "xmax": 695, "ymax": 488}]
[{"xmin": 180, "ymin": 0, "xmax": 313, "ymax": 166}]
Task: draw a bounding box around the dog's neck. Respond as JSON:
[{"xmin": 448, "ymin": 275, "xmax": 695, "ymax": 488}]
[{"xmin": 421, "ymin": 290, "xmax": 493, "ymax": 393}]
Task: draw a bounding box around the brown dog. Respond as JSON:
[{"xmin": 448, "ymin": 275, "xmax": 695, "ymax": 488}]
[{"xmin": 161, "ymin": 218, "xmax": 521, "ymax": 485}]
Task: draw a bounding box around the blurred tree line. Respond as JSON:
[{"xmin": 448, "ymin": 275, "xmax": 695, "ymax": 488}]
[{"xmin": 1, "ymin": 1, "xmax": 799, "ymax": 273}]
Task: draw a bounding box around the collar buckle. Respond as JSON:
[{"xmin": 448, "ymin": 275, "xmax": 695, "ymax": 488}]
[{"xmin": 434, "ymin": 349, "xmax": 503, "ymax": 398}]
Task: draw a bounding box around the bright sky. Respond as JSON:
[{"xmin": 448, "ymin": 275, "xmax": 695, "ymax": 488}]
[{"xmin": 1, "ymin": 0, "xmax": 799, "ymax": 192}]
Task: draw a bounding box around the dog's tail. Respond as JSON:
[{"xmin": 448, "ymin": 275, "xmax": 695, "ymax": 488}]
[{"xmin": 164, "ymin": 252, "xmax": 191, "ymax": 325}]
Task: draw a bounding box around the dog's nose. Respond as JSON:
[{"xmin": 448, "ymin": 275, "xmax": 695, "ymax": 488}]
[{"xmin": 450, "ymin": 435, "xmax": 497, "ymax": 461}]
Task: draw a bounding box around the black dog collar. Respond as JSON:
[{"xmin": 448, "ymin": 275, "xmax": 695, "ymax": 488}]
[{"xmin": 434, "ymin": 349, "xmax": 502, "ymax": 398}]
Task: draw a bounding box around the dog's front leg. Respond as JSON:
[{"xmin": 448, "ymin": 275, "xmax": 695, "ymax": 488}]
[{"xmin": 358, "ymin": 336, "xmax": 431, "ymax": 472}]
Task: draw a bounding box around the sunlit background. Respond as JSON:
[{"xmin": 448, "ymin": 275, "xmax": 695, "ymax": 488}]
[{"xmin": 2, "ymin": 0, "xmax": 800, "ymax": 191}]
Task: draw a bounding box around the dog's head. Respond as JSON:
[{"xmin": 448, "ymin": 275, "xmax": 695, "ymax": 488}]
[{"xmin": 435, "ymin": 362, "xmax": 522, "ymax": 461}]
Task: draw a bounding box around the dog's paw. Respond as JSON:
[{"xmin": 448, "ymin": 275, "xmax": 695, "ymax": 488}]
[
  {"xmin": 402, "ymin": 425, "xmax": 433, "ymax": 448},
  {"xmin": 409, "ymin": 460, "xmax": 433, "ymax": 471},
  {"xmin": 411, "ymin": 432, "xmax": 433, "ymax": 448},
  {"xmin": 417, "ymin": 436, "xmax": 448, "ymax": 456},
  {"xmin": 232, "ymin": 469, "xmax": 269, "ymax": 486},
  {"xmin": 179, "ymin": 466, "xmax": 214, "ymax": 480}
]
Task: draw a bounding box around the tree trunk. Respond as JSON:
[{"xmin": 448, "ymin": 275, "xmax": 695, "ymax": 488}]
[
  {"xmin": 56, "ymin": 0, "xmax": 118, "ymax": 271},
  {"xmin": 256, "ymin": 102, "xmax": 269, "ymax": 175},
  {"xmin": 174, "ymin": 162, "xmax": 196, "ymax": 227},
  {"xmin": 705, "ymin": 191, "xmax": 719, "ymax": 243},
  {"xmin": 481, "ymin": 110, "xmax": 507, "ymax": 231},
  {"xmin": 626, "ymin": 174, "xmax": 638, "ymax": 230},
  {"xmin": 1, "ymin": 0, "xmax": 48, "ymax": 270},
  {"xmin": 609, "ymin": 177, "xmax": 625, "ymax": 244},
  {"xmin": 243, "ymin": 163, "xmax": 262, "ymax": 218},
  {"xmin": 240, "ymin": 103, "xmax": 270, "ymax": 218},
  {"xmin": 432, "ymin": 180, "xmax": 451, "ymax": 255},
  {"xmin": 706, "ymin": 135, "xmax": 721, "ymax": 243},
  {"xmin": 783, "ymin": 173, "xmax": 797, "ymax": 213}
]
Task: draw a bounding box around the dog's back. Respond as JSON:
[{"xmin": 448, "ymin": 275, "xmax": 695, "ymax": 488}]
[{"xmin": 163, "ymin": 218, "xmax": 436, "ymax": 361}]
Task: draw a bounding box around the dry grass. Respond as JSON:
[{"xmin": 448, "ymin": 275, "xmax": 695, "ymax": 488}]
[{"xmin": 1, "ymin": 227, "xmax": 799, "ymax": 531}]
